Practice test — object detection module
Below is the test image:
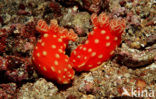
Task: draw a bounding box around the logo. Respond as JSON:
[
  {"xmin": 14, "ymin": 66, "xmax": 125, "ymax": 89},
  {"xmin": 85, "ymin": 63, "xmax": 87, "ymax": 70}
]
[{"xmin": 122, "ymin": 87, "xmax": 155, "ymax": 97}]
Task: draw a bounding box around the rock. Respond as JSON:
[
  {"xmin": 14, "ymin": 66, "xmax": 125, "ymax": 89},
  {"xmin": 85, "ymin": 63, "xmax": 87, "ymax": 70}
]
[
  {"xmin": 0, "ymin": 83, "xmax": 17, "ymax": 99},
  {"xmin": 135, "ymin": 78, "xmax": 146, "ymax": 91},
  {"xmin": 17, "ymin": 78, "xmax": 58, "ymax": 99}
]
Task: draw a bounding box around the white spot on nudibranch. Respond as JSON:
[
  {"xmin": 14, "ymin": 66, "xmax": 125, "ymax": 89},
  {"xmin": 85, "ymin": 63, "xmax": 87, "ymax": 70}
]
[
  {"xmin": 68, "ymin": 74, "xmax": 72, "ymax": 77},
  {"xmin": 114, "ymin": 37, "xmax": 118, "ymax": 41},
  {"xmin": 64, "ymin": 44, "xmax": 66, "ymax": 47},
  {"xmin": 64, "ymin": 68, "xmax": 67, "ymax": 72},
  {"xmin": 51, "ymin": 45, "xmax": 56, "ymax": 49},
  {"xmin": 58, "ymin": 38, "xmax": 62, "ymax": 42},
  {"xmin": 63, "ymin": 81, "xmax": 68, "ymax": 84},
  {"xmin": 58, "ymin": 70, "xmax": 61, "ymax": 74},
  {"xmin": 54, "ymin": 60, "xmax": 59, "ymax": 65},
  {"xmin": 43, "ymin": 66, "xmax": 47, "ymax": 71},
  {"xmin": 53, "ymin": 35, "xmax": 57, "ymax": 38},
  {"xmin": 41, "ymin": 42, "xmax": 45, "ymax": 46},
  {"xmin": 98, "ymin": 54, "xmax": 103, "ymax": 59},
  {"xmin": 106, "ymin": 36, "xmax": 110, "ymax": 40},
  {"xmin": 101, "ymin": 30, "xmax": 106, "ymax": 34},
  {"xmin": 88, "ymin": 65, "xmax": 93, "ymax": 67},
  {"xmin": 85, "ymin": 40, "xmax": 89, "ymax": 44},
  {"xmin": 37, "ymin": 53, "xmax": 40, "ymax": 57},
  {"xmin": 91, "ymin": 52, "xmax": 96, "ymax": 56},
  {"xmin": 78, "ymin": 63, "xmax": 85, "ymax": 68},
  {"xmin": 58, "ymin": 77, "xmax": 61, "ymax": 81},
  {"xmin": 90, "ymin": 31, "xmax": 94, "ymax": 35},
  {"xmin": 106, "ymin": 42, "xmax": 111, "ymax": 47},
  {"xmin": 73, "ymin": 51, "xmax": 76, "ymax": 55},
  {"xmin": 44, "ymin": 34, "xmax": 48, "ymax": 38},
  {"xmin": 51, "ymin": 66, "xmax": 55, "ymax": 72},
  {"xmin": 73, "ymin": 59, "xmax": 76, "ymax": 62},
  {"xmin": 68, "ymin": 64, "xmax": 72, "ymax": 69},
  {"xmin": 55, "ymin": 54, "xmax": 60, "ymax": 58},
  {"xmin": 83, "ymin": 47, "xmax": 87, "ymax": 51},
  {"xmin": 65, "ymin": 59, "xmax": 68, "ymax": 62},
  {"xmin": 42, "ymin": 51, "xmax": 47, "ymax": 56},
  {"xmin": 35, "ymin": 46, "xmax": 38, "ymax": 50},
  {"xmin": 58, "ymin": 49, "xmax": 63, "ymax": 53},
  {"xmin": 97, "ymin": 61, "xmax": 101, "ymax": 65},
  {"xmin": 110, "ymin": 51, "xmax": 114, "ymax": 55},
  {"xmin": 38, "ymin": 39, "xmax": 42, "ymax": 43},
  {"xmin": 88, "ymin": 48, "xmax": 92, "ymax": 52},
  {"xmin": 77, "ymin": 55, "xmax": 81, "ymax": 58},
  {"xmin": 94, "ymin": 39, "xmax": 99, "ymax": 44}
]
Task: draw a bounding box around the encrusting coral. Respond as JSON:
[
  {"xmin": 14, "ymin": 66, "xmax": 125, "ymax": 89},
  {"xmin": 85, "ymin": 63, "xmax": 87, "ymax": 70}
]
[{"xmin": 33, "ymin": 12, "xmax": 126, "ymax": 84}]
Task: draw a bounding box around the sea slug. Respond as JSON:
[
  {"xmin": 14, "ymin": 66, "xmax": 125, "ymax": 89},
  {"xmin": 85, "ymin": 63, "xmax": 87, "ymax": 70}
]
[
  {"xmin": 32, "ymin": 19, "xmax": 77, "ymax": 84},
  {"xmin": 70, "ymin": 13, "xmax": 126, "ymax": 71}
]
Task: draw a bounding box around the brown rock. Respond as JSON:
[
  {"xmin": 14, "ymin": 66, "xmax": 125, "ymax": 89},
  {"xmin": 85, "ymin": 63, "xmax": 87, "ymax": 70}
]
[{"xmin": 136, "ymin": 79, "xmax": 146, "ymax": 90}]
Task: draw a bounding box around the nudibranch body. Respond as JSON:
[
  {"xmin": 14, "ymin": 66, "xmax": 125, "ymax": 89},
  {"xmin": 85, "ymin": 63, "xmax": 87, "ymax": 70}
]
[
  {"xmin": 70, "ymin": 13, "xmax": 126, "ymax": 71},
  {"xmin": 33, "ymin": 19, "xmax": 77, "ymax": 84}
]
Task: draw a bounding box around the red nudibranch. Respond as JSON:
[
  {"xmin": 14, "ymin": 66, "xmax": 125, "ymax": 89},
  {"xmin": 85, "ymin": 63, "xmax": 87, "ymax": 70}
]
[
  {"xmin": 33, "ymin": 12, "xmax": 126, "ymax": 84},
  {"xmin": 70, "ymin": 12, "xmax": 126, "ymax": 71},
  {"xmin": 32, "ymin": 19, "xmax": 77, "ymax": 84}
]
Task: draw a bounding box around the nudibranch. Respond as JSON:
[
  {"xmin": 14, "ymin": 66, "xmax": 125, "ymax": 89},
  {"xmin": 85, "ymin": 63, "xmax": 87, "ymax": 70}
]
[
  {"xmin": 32, "ymin": 19, "xmax": 78, "ymax": 84},
  {"xmin": 70, "ymin": 13, "xmax": 126, "ymax": 71}
]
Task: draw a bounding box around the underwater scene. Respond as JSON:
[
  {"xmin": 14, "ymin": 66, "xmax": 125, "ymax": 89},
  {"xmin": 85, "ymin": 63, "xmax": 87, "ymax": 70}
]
[{"xmin": 0, "ymin": 0, "xmax": 156, "ymax": 99}]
